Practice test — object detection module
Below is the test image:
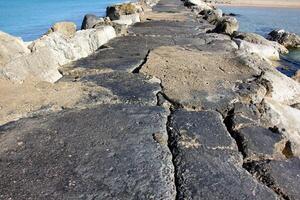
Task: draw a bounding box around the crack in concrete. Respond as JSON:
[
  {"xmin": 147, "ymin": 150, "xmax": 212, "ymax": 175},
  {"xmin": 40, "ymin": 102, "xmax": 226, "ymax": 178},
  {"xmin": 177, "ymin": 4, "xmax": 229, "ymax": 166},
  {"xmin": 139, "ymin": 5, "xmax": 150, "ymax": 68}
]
[
  {"xmin": 132, "ymin": 50, "xmax": 151, "ymax": 73},
  {"xmin": 223, "ymin": 107, "xmax": 292, "ymax": 200},
  {"xmin": 243, "ymin": 160, "xmax": 291, "ymax": 200},
  {"xmin": 166, "ymin": 108, "xmax": 180, "ymax": 200}
]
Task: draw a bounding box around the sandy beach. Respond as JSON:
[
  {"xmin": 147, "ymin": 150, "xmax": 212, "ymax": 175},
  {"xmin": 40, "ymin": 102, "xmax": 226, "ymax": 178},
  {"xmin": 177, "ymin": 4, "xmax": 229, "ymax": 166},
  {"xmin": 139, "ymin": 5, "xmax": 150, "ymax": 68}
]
[{"xmin": 216, "ymin": 0, "xmax": 300, "ymax": 8}]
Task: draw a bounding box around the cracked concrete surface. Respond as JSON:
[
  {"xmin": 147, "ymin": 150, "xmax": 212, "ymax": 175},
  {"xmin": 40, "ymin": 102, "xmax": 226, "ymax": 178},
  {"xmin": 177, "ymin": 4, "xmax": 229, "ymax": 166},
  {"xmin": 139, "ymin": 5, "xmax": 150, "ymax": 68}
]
[{"xmin": 0, "ymin": 0, "xmax": 299, "ymax": 199}]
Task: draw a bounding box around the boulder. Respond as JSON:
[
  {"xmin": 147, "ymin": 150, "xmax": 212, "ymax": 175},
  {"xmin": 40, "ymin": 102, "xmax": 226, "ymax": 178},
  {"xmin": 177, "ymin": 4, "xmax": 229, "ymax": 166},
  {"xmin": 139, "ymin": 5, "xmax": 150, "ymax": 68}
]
[
  {"xmin": 0, "ymin": 47, "xmax": 62, "ymax": 83},
  {"xmin": 0, "ymin": 31, "xmax": 30, "ymax": 67},
  {"xmin": 106, "ymin": 3, "xmax": 141, "ymax": 21},
  {"xmin": 29, "ymin": 26, "xmax": 116, "ymax": 66},
  {"xmin": 70, "ymin": 27, "xmax": 116, "ymax": 58},
  {"xmin": 93, "ymin": 18, "xmax": 128, "ymax": 36},
  {"xmin": 262, "ymin": 67, "xmax": 300, "ymax": 103},
  {"xmin": 81, "ymin": 14, "xmax": 104, "ymax": 30},
  {"xmin": 213, "ymin": 16, "xmax": 239, "ymax": 35},
  {"xmin": 236, "ymin": 126, "xmax": 286, "ymax": 160},
  {"xmin": 184, "ymin": 0, "xmax": 213, "ymax": 10},
  {"xmin": 234, "ymin": 39, "xmax": 280, "ymax": 60},
  {"xmin": 47, "ymin": 21, "xmax": 76, "ymax": 38},
  {"xmin": 200, "ymin": 8, "xmax": 223, "ymax": 24},
  {"xmin": 112, "ymin": 13, "xmax": 140, "ymax": 25},
  {"xmin": 140, "ymin": 0, "xmax": 160, "ymax": 7},
  {"xmin": 263, "ymin": 98, "xmax": 300, "ymax": 156},
  {"xmin": 267, "ymin": 29, "xmax": 300, "ymax": 48},
  {"xmin": 233, "ymin": 32, "xmax": 288, "ymax": 54},
  {"xmin": 293, "ymin": 70, "xmax": 300, "ymax": 83}
]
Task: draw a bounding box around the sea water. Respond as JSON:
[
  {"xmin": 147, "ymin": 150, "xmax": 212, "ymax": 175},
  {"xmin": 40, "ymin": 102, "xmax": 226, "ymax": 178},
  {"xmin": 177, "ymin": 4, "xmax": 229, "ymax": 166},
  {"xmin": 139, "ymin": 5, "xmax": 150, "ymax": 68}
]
[
  {"xmin": 0, "ymin": 0, "xmax": 129, "ymax": 41},
  {"xmin": 220, "ymin": 6, "xmax": 300, "ymax": 74}
]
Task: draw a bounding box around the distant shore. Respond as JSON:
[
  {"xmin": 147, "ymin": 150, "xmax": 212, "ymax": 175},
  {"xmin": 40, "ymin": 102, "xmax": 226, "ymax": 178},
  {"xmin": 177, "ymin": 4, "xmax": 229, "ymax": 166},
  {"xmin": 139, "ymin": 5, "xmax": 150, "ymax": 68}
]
[{"xmin": 216, "ymin": 0, "xmax": 300, "ymax": 8}]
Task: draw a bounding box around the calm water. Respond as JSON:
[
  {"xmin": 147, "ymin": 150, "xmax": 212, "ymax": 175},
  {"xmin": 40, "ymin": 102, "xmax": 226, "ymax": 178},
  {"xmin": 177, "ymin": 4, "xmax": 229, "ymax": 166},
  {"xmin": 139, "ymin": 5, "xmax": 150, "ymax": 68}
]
[
  {"xmin": 0, "ymin": 0, "xmax": 129, "ymax": 41},
  {"xmin": 220, "ymin": 6, "xmax": 300, "ymax": 74}
]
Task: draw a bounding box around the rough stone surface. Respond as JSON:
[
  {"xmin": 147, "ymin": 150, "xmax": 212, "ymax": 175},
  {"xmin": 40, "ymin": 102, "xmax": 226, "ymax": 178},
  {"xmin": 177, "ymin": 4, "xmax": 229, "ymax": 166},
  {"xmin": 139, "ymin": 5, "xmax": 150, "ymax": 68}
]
[
  {"xmin": 213, "ymin": 16, "xmax": 239, "ymax": 35},
  {"xmin": 1, "ymin": 0, "xmax": 300, "ymax": 198},
  {"xmin": 93, "ymin": 18, "xmax": 128, "ymax": 36},
  {"xmin": 106, "ymin": 3, "xmax": 141, "ymax": 20},
  {"xmin": 113, "ymin": 13, "xmax": 141, "ymax": 25},
  {"xmin": 262, "ymin": 98, "xmax": 300, "ymax": 156},
  {"xmin": 0, "ymin": 31, "xmax": 30, "ymax": 67},
  {"xmin": 141, "ymin": 46, "xmax": 257, "ymax": 112},
  {"xmin": 168, "ymin": 109, "xmax": 277, "ymax": 200},
  {"xmin": 29, "ymin": 27, "xmax": 116, "ymax": 66},
  {"xmin": 81, "ymin": 14, "xmax": 103, "ymax": 30},
  {"xmin": 234, "ymin": 39, "xmax": 280, "ymax": 61},
  {"xmin": 47, "ymin": 21, "xmax": 77, "ymax": 38},
  {"xmin": 200, "ymin": 8, "xmax": 223, "ymax": 24},
  {"xmin": 293, "ymin": 69, "xmax": 300, "ymax": 83},
  {"xmin": 245, "ymin": 158, "xmax": 300, "ymax": 200},
  {"xmin": 130, "ymin": 19, "xmax": 206, "ymax": 36},
  {"xmin": 233, "ymin": 32, "xmax": 288, "ymax": 54},
  {"xmin": 237, "ymin": 126, "xmax": 286, "ymax": 160},
  {"xmin": 80, "ymin": 72, "xmax": 161, "ymax": 106},
  {"xmin": 268, "ymin": 29, "xmax": 300, "ymax": 48},
  {"xmin": 1, "ymin": 47, "xmax": 62, "ymax": 83},
  {"xmin": 0, "ymin": 104, "xmax": 175, "ymax": 199},
  {"xmin": 63, "ymin": 35, "xmax": 174, "ymax": 72},
  {"xmin": 184, "ymin": 0, "xmax": 213, "ymax": 10}
]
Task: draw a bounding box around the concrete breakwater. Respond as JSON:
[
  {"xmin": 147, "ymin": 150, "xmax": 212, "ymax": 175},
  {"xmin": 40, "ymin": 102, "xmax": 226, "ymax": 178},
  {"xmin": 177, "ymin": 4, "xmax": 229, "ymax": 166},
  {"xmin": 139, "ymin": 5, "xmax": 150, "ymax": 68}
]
[{"xmin": 0, "ymin": 0, "xmax": 300, "ymax": 199}]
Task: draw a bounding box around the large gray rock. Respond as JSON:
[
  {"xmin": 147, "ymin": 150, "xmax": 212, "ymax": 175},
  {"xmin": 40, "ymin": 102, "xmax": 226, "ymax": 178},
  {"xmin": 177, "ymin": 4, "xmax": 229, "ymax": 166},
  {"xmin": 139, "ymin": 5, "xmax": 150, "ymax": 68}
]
[
  {"xmin": 29, "ymin": 27, "xmax": 116, "ymax": 66},
  {"xmin": 81, "ymin": 14, "xmax": 103, "ymax": 30},
  {"xmin": 0, "ymin": 31, "xmax": 30, "ymax": 67},
  {"xmin": 262, "ymin": 98, "xmax": 300, "ymax": 157},
  {"xmin": 213, "ymin": 16, "xmax": 239, "ymax": 35},
  {"xmin": 0, "ymin": 47, "xmax": 62, "ymax": 83},
  {"xmin": 268, "ymin": 29, "xmax": 300, "ymax": 48},
  {"xmin": 106, "ymin": 3, "xmax": 141, "ymax": 20},
  {"xmin": 112, "ymin": 13, "xmax": 140, "ymax": 25},
  {"xmin": 237, "ymin": 126, "xmax": 286, "ymax": 160},
  {"xmin": 234, "ymin": 39, "xmax": 280, "ymax": 61},
  {"xmin": 233, "ymin": 32, "xmax": 288, "ymax": 54},
  {"xmin": 93, "ymin": 17, "xmax": 128, "ymax": 36},
  {"xmin": 0, "ymin": 104, "xmax": 176, "ymax": 199},
  {"xmin": 168, "ymin": 109, "xmax": 277, "ymax": 199},
  {"xmin": 200, "ymin": 8, "xmax": 223, "ymax": 24},
  {"xmin": 184, "ymin": 0, "xmax": 213, "ymax": 10}
]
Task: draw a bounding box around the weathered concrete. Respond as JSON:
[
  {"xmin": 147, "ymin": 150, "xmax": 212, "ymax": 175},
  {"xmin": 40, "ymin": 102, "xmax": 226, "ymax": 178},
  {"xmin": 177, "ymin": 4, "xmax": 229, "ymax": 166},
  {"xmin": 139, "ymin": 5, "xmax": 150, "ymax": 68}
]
[
  {"xmin": 141, "ymin": 46, "xmax": 258, "ymax": 113},
  {"xmin": 64, "ymin": 35, "xmax": 174, "ymax": 72},
  {"xmin": 1, "ymin": 0, "xmax": 299, "ymax": 199},
  {"xmin": 168, "ymin": 109, "xmax": 277, "ymax": 199},
  {"xmin": 0, "ymin": 104, "xmax": 175, "ymax": 199},
  {"xmin": 80, "ymin": 71, "xmax": 161, "ymax": 106},
  {"xmin": 245, "ymin": 158, "xmax": 300, "ymax": 200}
]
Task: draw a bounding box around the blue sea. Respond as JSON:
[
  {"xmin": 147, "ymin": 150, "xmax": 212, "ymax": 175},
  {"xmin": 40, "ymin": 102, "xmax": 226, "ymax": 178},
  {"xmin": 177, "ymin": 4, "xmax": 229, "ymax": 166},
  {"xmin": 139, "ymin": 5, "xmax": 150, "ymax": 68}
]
[
  {"xmin": 220, "ymin": 6, "xmax": 300, "ymax": 75},
  {"xmin": 0, "ymin": 0, "xmax": 129, "ymax": 41}
]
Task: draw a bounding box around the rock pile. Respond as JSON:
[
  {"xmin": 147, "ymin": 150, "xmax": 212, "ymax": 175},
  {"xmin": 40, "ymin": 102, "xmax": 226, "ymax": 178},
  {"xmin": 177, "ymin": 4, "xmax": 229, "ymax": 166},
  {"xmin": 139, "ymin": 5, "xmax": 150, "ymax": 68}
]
[{"xmin": 268, "ymin": 29, "xmax": 300, "ymax": 48}]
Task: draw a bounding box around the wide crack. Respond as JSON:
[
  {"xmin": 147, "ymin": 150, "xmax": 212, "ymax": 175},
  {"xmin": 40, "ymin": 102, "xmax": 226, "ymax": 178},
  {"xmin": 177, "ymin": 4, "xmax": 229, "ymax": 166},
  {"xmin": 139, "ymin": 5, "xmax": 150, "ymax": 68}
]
[
  {"xmin": 243, "ymin": 160, "xmax": 291, "ymax": 200},
  {"xmin": 223, "ymin": 107, "xmax": 292, "ymax": 200},
  {"xmin": 132, "ymin": 50, "xmax": 151, "ymax": 73}
]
